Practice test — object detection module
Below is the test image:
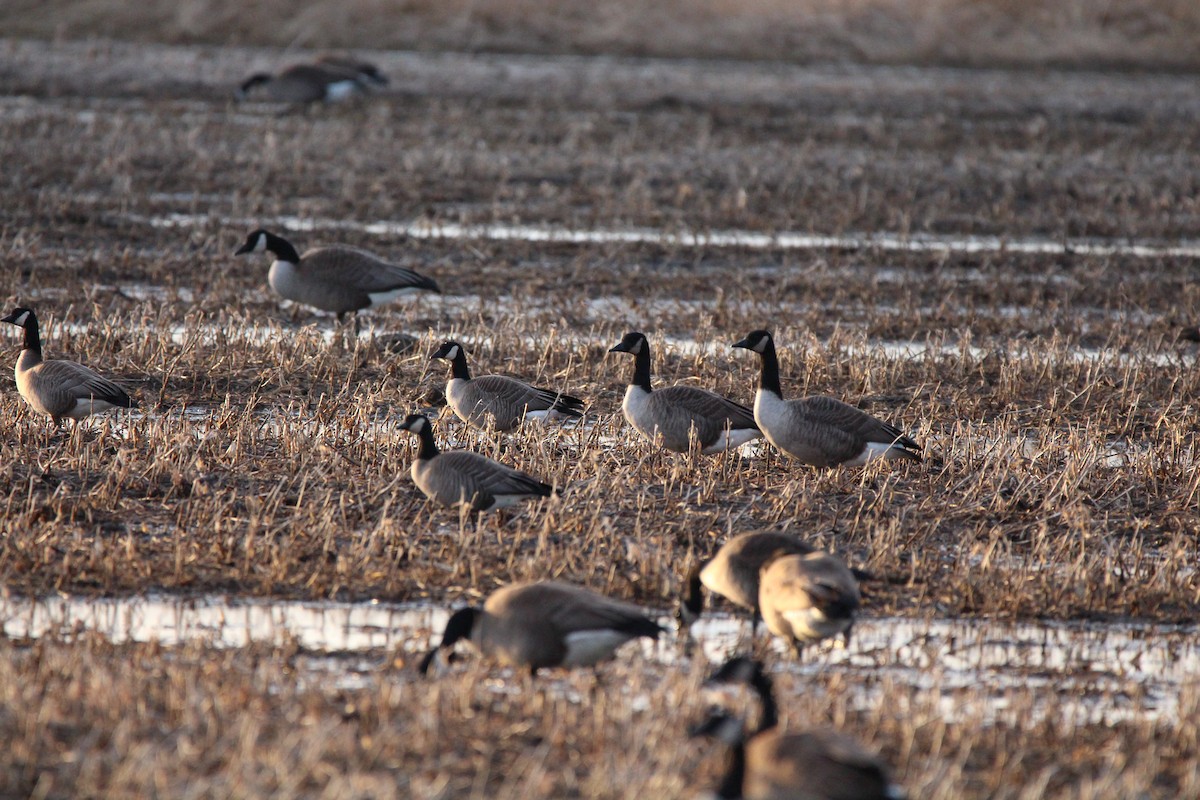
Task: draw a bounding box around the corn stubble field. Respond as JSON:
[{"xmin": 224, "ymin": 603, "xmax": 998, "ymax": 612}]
[{"xmin": 1, "ymin": 29, "xmax": 1199, "ymax": 800}]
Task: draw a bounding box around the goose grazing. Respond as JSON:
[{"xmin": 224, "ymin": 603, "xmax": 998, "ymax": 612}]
[
  {"xmin": 429, "ymin": 340, "xmax": 585, "ymax": 432},
  {"xmin": 398, "ymin": 413, "xmax": 557, "ymax": 511},
  {"xmin": 678, "ymin": 531, "xmax": 815, "ymax": 631},
  {"xmin": 236, "ymin": 61, "xmax": 380, "ymax": 105},
  {"xmin": 758, "ymin": 550, "xmax": 861, "ymax": 657},
  {"xmin": 697, "ymin": 657, "xmax": 905, "ymax": 800},
  {"xmin": 234, "ymin": 229, "xmax": 439, "ymax": 324},
  {"xmin": 2, "ymin": 308, "xmax": 137, "ymax": 425},
  {"xmin": 608, "ymin": 331, "xmax": 760, "ymax": 454},
  {"xmin": 418, "ymin": 580, "xmax": 665, "ymax": 676},
  {"xmin": 732, "ymin": 330, "xmax": 921, "ymax": 467}
]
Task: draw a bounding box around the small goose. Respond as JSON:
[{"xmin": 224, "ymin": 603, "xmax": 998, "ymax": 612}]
[
  {"xmin": 758, "ymin": 550, "xmax": 861, "ymax": 657},
  {"xmin": 678, "ymin": 531, "xmax": 815, "ymax": 630},
  {"xmin": 609, "ymin": 331, "xmax": 760, "ymax": 454},
  {"xmin": 418, "ymin": 580, "xmax": 665, "ymax": 676},
  {"xmin": 234, "ymin": 229, "xmax": 439, "ymax": 323},
  {"xmin": 429, "ymin": 340, "xmax": 585, "ymax": 432},
  {"xmin": 698, "ymin": 657, "xmax": 905, "ymax": 800},
  {"xmin": 398, "ymin": 413, "xmax": 557, "ymax": 511},
  {"xmin": 236, "ymin": 61, "xmax": 379, "ymax": 104},
  {"xmin": 2, "ymin": 307, "xmax": 137, "ymax": 424},
  {"xmin": 732, "ymin": 330, "xmax": 921, "ymax": 467}
]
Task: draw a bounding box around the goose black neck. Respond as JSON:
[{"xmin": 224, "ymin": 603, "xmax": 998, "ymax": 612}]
[
  {"xmin": 714, "ymin": 739, "xmax": 747, "ymax": 800},
  {"xmin": 264, "ymin": 232, "xmax": 301, "ymax": 263},
  {"xmin": 22, "ymin": 313, "xmax": 42, "ymax": 359},
  {"xmin": 449, "ymin": 349, "xmax": 471, "ymax": 381},
  {"xmin": 750, "ymin": 670, "xmax": 778, "ymax": 733},
  {"xmin": 755, "ymin": 340, "xmax": 783, "ymax": 398},
  {"xmin": 414, "ymin": 423, "xmax": 441, "ymax": 460},
  {"xmin": 629, "ymin": 344, "xmax": 653, "ymax": 392},
  {"xmin": 680, "ymin": 560, "xmax": 707, "ymax": 619}
]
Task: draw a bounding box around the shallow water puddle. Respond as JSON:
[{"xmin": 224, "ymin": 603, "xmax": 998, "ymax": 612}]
[
  {"xmin": 132, "ymin": 210, "xmax": 1200, "ymax": 259},
  {"xmin": 2, "ymin": 593, "xmax": 1194, "ymax": 723}
]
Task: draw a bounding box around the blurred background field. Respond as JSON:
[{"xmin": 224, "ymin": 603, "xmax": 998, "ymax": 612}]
[{"xmin": 8, "ymin": 0, "xmax": 1200, "ymax": 69}]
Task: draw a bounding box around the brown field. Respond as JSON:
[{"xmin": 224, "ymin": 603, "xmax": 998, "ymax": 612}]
[
  {"xmin": 7, "ymin": 0, "xmax": 1200, "ymax": 70},
  {"xmin": 0, "ymin": 34, "xmax": 1198, "ymax": 799}
]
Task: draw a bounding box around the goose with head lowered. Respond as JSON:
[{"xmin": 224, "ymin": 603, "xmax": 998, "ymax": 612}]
[
  {"xmin": 418, "ymin": 580, "xmax": 665, "ymax": 677},
  {"xmin": 758, "ymin": 549, "xmax": 861, "ymax": 658},
  {"xmin": 429, "ymin": 340, "xmax": 585, "ymax": 432},
  {"xmin": 2, "ymin": 307, "xmax": 137, "ymax": 425},
  {"xmin": 609, "ymin": 331, "xmax": 760, "ymax": 454},
  {"xmin": 732, "ymin": 330, "xmax": 921, "ymax": 467},
  {"xmin": 678, "ymin": 531, "xmax": 815, "ymax": 632},
  {"xmin": 236, "ymin": 61, "xmax": 382, "ymax": 105},
  {"xmin": 234, "ymin": 229, "xmax": 439, "ymax": 324},
  {"xmin": 695, "ymin": 657, "xmax": 905, "ymax": 800},
  {"xmin": 398, "ymin": 413, "xmax": 558, "ymax": 511}
]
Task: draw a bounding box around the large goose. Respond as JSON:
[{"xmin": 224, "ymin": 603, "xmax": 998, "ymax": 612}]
[
  {"xmin": 418, "ymin": 580, "xmax": 665, "ymax": 676},
  {"xmin": 234, "ymin": 229, "xmax": 439, "ymax": 323},
  {"xmin": 2, "ymin": 307, "xmax": 136, "ymax": 424},
  {"xmin": 429, "ymin": 340, "xmax": 585, "ymax": 432},
  {"xmin": 758, "ymin": 550, "xmax": 861, "ymax": 657},
  {"xmin": 697, "ymin": 657, "xmax": 905, "ymax": 800},
  {"xmin": 732, "ymin": 330, "xmax": 921, "ymax": 467},
  {"xmin": 609, "ymin": 331, "xmax": 760, "ymax": 454},
  {"xmin": 397, "ymin": 413, "xmax": 557, "ymax": 511},
  {"xmin": 678, "ymin": 531, "xmax": 815, "ymax": 631},
  {"xmin": 236, "ymin": 61, "xmax": 381, "ymax": 104}
]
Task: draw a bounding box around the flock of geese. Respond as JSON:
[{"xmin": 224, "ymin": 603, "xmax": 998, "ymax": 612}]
[{"xmin": 4, "ymin": 56, "xmax": 927, "ymax": 799}]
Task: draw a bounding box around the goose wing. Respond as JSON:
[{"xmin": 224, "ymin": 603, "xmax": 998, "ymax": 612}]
[
  {"xmin": 437, "ymin": 451, "xmax": 553, "ymax": 498},
  {"xmin": 533, "ymin": 584, "xmax": 664, "ymax": 638},
  {"xmin": 301, "ymin": 246, "xmax": 440, "ymax": 293},
  {"xmin": 470, "ymin": 375, "xmax": 583, "ymax": 418},
  {"xmin": 34, "ymin": 360, "xmax": 133, "ymax": 408},
  {"xmin": 656, "ymin": 385, "xmax": 757, "ymax": 428},
  {"xmin": 748, "ymin": 730, "xmax": 895, "ymax": 800}
]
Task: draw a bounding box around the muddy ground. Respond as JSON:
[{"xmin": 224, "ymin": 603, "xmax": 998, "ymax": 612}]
[{"xmin": 0, "ymin": 38, "xmax": 1198, "ymax": 798}]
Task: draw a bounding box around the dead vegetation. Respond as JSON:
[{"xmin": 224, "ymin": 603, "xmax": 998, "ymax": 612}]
[
  {"xmin": 6, "ymin": 0, "xmax": 1200, "ymax": 70},
  {"xmin": 0, "ymin": 40, "xmax": 1197, "ymax": 800}
]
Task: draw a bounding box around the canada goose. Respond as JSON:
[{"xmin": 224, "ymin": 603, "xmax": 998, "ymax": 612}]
[
  {"xmin": 732, "ymin": 330, "xmax": 921, "ymax": 467},
  {"xmin": 1, "ymin": 307, "xmax": 137, "ymax": 424},
  {"xmin": 698, "ymin": 657, "xmax": 905, "ymax": 800},
  {"xmin": 608, "ymin": 331, "xmax": 760, "ymax": 454},
  {"xmin": 234, "ymin": 229, "xmax": 439, "ymax": 323},
  {"xmin": 418, "ymin": 580, "xmax": 665, "ymax": 676},
  {"xmin": 236, "ymin": 62, "xmax": 378, "ymax": 104},
  {"xmin": 678, "ymin": 531, "xmax": 815, "ymax": 630},
  {"xmin": 429, "ymin": 340, "xmax": 585, "ymax": 432},
  {"xmin": 758, "ymin": 550, "xmax": 861, "ymax": 657},
  {"xmin": 397, "ymin": 413, "xmax": 557, "ymax": 511}
]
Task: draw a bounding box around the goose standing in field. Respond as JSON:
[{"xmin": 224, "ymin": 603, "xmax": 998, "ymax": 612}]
[
  {"xmin": 234, "ymin": 229, "xmax": 439, "ymax": 328},
  {"xmin": 398, "ymin": 413, "xmax": 557, "ymax": 511},
  {"xmin": 732, "ymin": 330, "xmax": 921, "ymax": 467},
  {"xmin": 2, "ymin": 307, "xmax": 137, "ymax": 425},
  {"xmin": 235, "ymin": 60, "xmax": 383, "ymax": 105},
  {"xmin": 429, "ymin": 340, "xmax": 586, "ymax": 432},
  {"xmin": 678, "ymin": 531, "xmax": 815, "ymax": 631},
  {"xmin": 758, "ymin": 550, "xmax": 861, "ymax": 657},
  {"xmin": 608, "ymin": 331, "xmax": 761, "ymax": 454},
  {"xmin": 418, "ymin": 580, "xmax": 665, "ymax": 676},
  {"xmin": 696, "ymin": 657, "xmax": 905, "ymax": 800}
]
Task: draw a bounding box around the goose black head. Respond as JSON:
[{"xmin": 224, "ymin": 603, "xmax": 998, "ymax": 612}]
[
  {"xmin": 1, "ymin": 308, "xmax": 35, "ymax": 329},
  {"xmin": 428, "ymin": 340, "xmax": 463, "ymax": 362},
  {"xmin": 732, "ymin": 330, "xmax": 773, "ymax": 354},
  {"xmin": 234, "ymin": 229, "xmax": 271, "ymax": 256},
  {"xmin": 418, "ymin": 606, "xmax": 479, "ymax": 676},
  {"xmin": 398, "ymin": 413, "xmax": 431, "ymax": 434},
  {"xmin": 609, "ymin": 331, "xmax": 647, "ymax": 355},
  {"xmin": 705, "ymin": 655, "xmax": 766, "ymax": 687}
]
